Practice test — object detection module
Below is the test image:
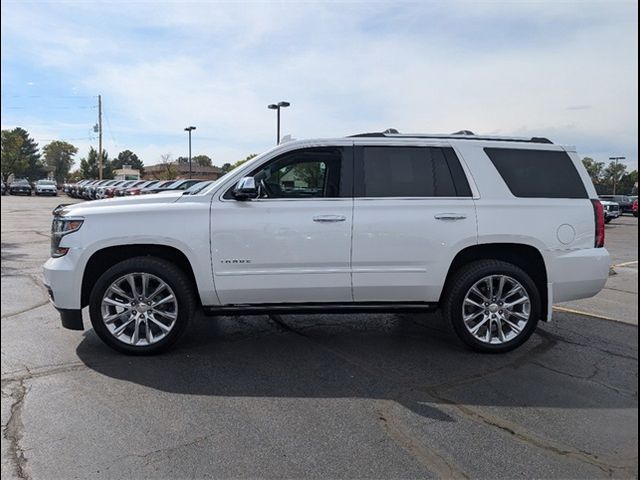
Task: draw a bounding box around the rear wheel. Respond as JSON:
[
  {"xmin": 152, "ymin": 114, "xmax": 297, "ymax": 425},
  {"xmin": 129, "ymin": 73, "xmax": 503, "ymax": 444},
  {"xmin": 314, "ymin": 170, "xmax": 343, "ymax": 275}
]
[
  {"xmin": 443, "ymin": 260, "xmax": 540, "ymax": 353},
  {"xmin": 89, "ymin": 256, "xmax": 196, "ymax": 355}
]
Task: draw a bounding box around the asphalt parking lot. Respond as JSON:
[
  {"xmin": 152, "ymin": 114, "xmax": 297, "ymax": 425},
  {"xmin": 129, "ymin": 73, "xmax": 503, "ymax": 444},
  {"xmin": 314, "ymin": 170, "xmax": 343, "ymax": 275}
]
[{"xmin": 1, "ymin": 195, "xmax": 638, "ymax": 479}]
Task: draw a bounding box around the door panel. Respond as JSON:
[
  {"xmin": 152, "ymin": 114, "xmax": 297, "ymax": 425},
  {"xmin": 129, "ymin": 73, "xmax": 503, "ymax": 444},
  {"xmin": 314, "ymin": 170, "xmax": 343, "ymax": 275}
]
[
  {"xmin": 352, "ymin": 198, "xmax": 477, "ymax": 301},
  {"xmin": 211, "ymin": 199, "xmax": 353, "ymax": 304}
]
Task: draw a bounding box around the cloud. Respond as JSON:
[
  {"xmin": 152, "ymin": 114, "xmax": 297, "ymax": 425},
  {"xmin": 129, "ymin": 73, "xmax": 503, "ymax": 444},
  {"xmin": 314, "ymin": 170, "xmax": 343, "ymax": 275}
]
[{"xmin": 1, "ymin": 1, "xmax": 637, "ymax": 169}]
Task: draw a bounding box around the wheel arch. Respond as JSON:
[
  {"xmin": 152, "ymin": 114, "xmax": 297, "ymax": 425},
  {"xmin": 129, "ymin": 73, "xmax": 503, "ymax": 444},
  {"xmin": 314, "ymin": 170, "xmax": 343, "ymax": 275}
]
[
  {"xmin": 441, "ymin": 243, "xmax": 549, "ymax": 320},
  {"xmin": 81, "ymin": 244, "xmax": 201, "ymax": 308}
]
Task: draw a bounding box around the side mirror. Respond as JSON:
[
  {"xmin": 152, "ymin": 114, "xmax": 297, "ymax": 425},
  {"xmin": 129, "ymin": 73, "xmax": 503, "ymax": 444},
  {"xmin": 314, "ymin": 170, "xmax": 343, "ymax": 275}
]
[{"xmin": 233, "ymin": 177, "xmax": 258, "ymax": 200}]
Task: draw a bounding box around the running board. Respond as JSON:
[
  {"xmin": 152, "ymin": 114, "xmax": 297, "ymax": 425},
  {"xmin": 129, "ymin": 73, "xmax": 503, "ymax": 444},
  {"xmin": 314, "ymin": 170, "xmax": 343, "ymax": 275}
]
[{"xmin": 202, "ymin": 302, "xmax": 438, "ymax": 316}]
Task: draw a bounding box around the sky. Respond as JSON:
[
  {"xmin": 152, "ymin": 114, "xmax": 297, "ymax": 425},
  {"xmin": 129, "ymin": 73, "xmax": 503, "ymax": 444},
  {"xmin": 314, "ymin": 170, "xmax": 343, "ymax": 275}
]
[{"xmin": 1, "ymin": 0, "xmax": 638, "ymax": 171}]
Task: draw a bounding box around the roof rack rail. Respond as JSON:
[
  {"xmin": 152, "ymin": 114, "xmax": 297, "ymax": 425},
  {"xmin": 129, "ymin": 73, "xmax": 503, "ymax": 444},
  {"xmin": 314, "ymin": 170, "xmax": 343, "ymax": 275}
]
[{"xmin": 349, "ymin": 129, "xmax": 553, "ymax": 144}]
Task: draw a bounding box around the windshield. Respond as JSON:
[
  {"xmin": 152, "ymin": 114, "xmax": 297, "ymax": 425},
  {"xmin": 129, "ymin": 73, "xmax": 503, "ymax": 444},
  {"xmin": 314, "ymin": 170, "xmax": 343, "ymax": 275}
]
[
  {"xmin": 37, "ymin": 180, "xmax": 56, "ymax": 185},
  {"xmin": 14, "ymin": 179, "xmax": 29, "ymax": 185}
]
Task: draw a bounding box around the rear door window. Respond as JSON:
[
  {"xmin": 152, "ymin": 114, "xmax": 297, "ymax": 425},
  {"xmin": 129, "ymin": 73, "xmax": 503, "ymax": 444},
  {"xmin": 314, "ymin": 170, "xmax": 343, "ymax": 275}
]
[
  {"xmin": 484, "ymin": 148, "xmax": 588, "ymax": 199},
  {"xmin": 355, "ymin": 146, "xmax": 471, "ymax": 197}
]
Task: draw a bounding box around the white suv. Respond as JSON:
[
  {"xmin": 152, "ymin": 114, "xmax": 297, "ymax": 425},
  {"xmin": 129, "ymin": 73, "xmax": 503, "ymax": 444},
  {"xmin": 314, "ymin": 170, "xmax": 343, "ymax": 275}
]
[{"xmin": 43, "ymin": 131, "xmax": 610, "ymax": 355}]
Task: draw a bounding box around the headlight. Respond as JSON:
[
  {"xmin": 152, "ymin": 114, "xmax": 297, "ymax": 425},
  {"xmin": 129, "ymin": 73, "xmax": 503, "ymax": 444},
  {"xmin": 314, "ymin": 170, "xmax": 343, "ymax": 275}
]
[{"xmin": 51, "ymin": 217, "xmax": 84, "ymax": 257}]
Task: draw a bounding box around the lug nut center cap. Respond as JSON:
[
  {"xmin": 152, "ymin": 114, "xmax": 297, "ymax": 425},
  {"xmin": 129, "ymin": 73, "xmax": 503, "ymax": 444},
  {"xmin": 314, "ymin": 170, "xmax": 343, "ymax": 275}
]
[{"xmin": 489, "ymin": 303, "xmax": 500, "ymax": 313}]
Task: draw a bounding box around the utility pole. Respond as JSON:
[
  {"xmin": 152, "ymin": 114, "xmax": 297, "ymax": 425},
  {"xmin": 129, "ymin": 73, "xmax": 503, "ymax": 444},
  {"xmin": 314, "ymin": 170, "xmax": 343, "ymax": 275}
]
[
  {"xmin": 98, "ymin": 95, "xmax": 103, "ymax": 179},
  {"xmin": 609, "ymin": 156, "xmax": 626, "ymax": 196}
]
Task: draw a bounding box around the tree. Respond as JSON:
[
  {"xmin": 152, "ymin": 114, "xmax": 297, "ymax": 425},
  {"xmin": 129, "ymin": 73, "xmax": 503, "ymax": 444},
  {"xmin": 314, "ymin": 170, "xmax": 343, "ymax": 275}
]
[
  {"xmin": 582, "ymin": 157, "xmax": 604, "ymax": 185},
  {"xmin": 602, "ymin": 160, "xmax": 627, "ymax": 195},
  {"xmin": 193, "ymin": 154, "xmax": 213, "ymax": 167},
  {"xmin": 155, "ymin": 153, "xmax": 177, "ymax": 180},
  {"xmin": 232, "ymin": 154, "xmax": 257, "ymax": 169},
  {"xmin": 1, "ymin": 129, "xmax": 26, "ymax": 183},
  {"xmin": 15, "ymin": 127, "xmax": 43, "ymax": 181},
  {"xmin": 67, "ymin": 170, "xmax": 83, "ymax": 182},
  {"xmin": 111, "ymin": 150, "xmax": 144, "ymax": 175},
  {"xmin": 43, "ymin": 141, "xmax": 78, "ymax": 183},
  {"xmin": 220, "ymin": 163, "xmax": 233, "ymax": 174},
  {"xmin": 619, "ymin": 170, "xmax": 638, "ymax": 195},
  {"xmin": 79, "ymin": 147, "xmax": 111, "ymax": 179},
  {"xmin": 0, "ymin": 127, "xmax": 43, "ymax": 182}
]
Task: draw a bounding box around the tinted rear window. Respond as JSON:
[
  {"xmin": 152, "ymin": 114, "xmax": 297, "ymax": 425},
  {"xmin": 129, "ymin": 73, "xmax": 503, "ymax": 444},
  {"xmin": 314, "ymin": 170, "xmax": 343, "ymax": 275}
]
[
  {"xmin": 484, "ymin": 148, "xmax": 588, "ymax": 199},
  {"xmin": 356, "ymin": 146, "xmax": 471, "ymax": 197}
]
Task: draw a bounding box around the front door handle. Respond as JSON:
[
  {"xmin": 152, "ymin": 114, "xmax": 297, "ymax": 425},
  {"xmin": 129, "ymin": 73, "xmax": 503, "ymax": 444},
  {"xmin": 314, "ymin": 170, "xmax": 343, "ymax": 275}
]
[
  {"xmin": 313, "ymin": 215, "xmax": 347, "ymax": 223},
  {"xmin": 435, "ymin": 213, "xmax": 467, "ymax": 221}
]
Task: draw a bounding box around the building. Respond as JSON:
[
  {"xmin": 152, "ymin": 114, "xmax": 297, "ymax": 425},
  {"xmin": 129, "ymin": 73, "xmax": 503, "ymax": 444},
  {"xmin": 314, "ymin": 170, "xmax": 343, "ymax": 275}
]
[
  {"xmin": 143, "ymin": 163, "xmax": 223, "ymax": 181},
  {"xmin": 113, "ymin": 167, "xmax": 141, "ymax": 180}
]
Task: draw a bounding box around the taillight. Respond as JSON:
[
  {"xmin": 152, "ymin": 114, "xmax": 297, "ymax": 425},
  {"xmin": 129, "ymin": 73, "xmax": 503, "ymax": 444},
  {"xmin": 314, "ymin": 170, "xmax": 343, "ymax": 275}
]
[{"xmin": 591, "ymin": 199, "xmax": 605, "ymax": 248}]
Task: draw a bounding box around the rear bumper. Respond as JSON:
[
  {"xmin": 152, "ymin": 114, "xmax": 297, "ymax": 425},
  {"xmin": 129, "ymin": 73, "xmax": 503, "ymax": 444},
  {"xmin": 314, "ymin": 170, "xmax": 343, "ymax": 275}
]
[{"xmin": 548, "ymin": 248, "xmax": 610, "ymax": 303}]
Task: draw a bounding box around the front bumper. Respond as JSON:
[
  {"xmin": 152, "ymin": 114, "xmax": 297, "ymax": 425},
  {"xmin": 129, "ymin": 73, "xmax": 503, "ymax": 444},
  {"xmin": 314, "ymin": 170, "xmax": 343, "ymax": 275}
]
[{"xmin": 43, "ymin": 249, "xmax": 84, "ymax": 311}]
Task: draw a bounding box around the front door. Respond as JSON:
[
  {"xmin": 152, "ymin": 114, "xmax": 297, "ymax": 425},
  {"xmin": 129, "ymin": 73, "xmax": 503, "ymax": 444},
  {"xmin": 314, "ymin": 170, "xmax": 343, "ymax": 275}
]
[{"xmin": 211, "ymin": 146, "xmax": 354, "ymax": 305}]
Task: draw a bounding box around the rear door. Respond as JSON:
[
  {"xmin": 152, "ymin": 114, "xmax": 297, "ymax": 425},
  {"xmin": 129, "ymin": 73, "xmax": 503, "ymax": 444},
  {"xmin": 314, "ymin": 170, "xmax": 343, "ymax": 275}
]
[{"xmin": 351, "ymin": 144, "xmax": 477, "ymax": 302}]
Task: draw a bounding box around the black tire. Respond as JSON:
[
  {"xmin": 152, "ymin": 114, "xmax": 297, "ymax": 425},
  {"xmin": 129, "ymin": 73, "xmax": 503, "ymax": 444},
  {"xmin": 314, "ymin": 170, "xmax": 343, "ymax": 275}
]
[
  {"xmin": 443, "ymin": 259, "xmax": 541, "ymax": 353},
  {"xmin": 89, "ymin": 256, "xmax": 196, "ymax": 355},
  {"xmin": 605, "ymin": 217, "xmax": 612, "ymax": 224}
]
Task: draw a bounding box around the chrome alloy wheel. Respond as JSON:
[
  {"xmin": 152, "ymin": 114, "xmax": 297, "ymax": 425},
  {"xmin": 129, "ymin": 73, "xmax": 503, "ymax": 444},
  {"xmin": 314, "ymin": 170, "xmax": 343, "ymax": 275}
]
[
  {"xmin": 101, "ymin": 272, "xmax": 178, "ymax": 346},
  {"xmin": 462, "ymin": 275, "xmax": 531, "ymax": 345}
]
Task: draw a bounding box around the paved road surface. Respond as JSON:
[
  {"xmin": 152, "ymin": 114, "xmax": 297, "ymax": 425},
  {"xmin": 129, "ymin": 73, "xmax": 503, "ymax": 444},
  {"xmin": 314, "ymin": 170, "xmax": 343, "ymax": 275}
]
[{"xmin": 2, "ymin": 195, "xmax": 637, "ymax": 479}]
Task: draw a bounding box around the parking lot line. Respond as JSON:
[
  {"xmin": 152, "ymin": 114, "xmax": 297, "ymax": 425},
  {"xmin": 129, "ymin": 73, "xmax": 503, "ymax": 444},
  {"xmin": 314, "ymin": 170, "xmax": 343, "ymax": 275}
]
[
  {"xmin": 552, "ymin": 305, "xmax": 623, "ymax": 323},
  {"xmin": 614, "ymin": 260, "xmax": 638, "ymax": 267}
]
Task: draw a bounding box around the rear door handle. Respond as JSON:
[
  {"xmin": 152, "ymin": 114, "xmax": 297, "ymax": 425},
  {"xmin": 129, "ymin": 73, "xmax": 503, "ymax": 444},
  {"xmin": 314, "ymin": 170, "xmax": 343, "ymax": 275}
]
[
  {"xmin": 435, "ymin": 213, "xmax": 467, "ymax": 221},
  {"xmin": 313, "ymin": 215, "xmax": 347, "ymax": 223}
]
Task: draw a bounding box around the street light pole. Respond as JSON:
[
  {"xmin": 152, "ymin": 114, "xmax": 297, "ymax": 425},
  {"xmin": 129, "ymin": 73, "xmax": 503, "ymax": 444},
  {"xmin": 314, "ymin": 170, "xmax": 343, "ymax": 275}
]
[
  {"xmin": 609, "ymin": 156, "xmax": 626, "ymax": 196},
  {"xmin": 267, "ymin": 101, "xmax": 290, "ymax": 144},
  {"xmin": 184, "ymin": 126, "xmax": 196, "ymax": 179}
]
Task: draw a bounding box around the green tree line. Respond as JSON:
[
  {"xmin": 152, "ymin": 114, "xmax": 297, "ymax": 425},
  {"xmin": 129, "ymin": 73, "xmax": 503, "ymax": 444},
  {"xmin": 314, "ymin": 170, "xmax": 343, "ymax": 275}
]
[
  {"xmin": 582, "ymin": 157, "xmax": 638, "ymax": 195},
  {"xmin": 1, "ymin": 126, "xmax": 257, "ymax": 184}
]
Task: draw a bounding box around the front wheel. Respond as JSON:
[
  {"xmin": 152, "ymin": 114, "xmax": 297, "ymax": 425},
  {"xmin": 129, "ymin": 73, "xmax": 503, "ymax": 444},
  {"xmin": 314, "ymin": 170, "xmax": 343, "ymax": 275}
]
[
  {"xmin": 89, "ymin": 256, "xmax": 196, "ymax": 355},
  {"xmin": 443, "ymin": 260, "xmax": 540, "ymax": 353}
]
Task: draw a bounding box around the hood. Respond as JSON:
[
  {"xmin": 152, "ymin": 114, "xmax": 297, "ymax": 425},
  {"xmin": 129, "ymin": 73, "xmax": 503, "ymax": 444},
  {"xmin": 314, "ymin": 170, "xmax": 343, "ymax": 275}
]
[
  {"xmin": 599, "ymin": 200, "xmax": 618, "ymax": 206},
  {"xmin": 59, "ymin": 191, "xmax": 183, "ymax": 214}
]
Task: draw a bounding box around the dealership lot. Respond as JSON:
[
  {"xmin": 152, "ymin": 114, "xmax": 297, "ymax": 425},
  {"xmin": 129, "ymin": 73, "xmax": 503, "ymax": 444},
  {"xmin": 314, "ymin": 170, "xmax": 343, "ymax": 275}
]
[{"xmin": 1, "ymin": 195, "xmax": 637, "ymax": 479}]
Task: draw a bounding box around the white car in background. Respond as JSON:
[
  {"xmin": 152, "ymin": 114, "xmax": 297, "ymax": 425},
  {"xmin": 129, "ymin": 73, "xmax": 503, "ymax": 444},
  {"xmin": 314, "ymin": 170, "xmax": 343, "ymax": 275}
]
[
  {"xmin": 34, "ymin": 179, "xmax": 57, "ymax": 196},
  {"xmin": 600, "ymin": 199, "xmax": 621, "ymax": 223}
]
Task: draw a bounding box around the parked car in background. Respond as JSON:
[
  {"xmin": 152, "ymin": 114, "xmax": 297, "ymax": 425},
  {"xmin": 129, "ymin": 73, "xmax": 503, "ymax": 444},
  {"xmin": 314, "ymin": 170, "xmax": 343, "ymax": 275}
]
[
  {"xmin": 140, "ymin": 180, "xmax": 174, "ymax": 194},
  {"xmin": 35, "ymin": 179, "xmax": 58, "ymax": 196},
  {"xmin": 599, "ymin": 195, "xmax": 634, "ymax": 214},
  {"xmin": 44, "ymin": 131, "xmax": 610, "ymax": 355},
  {"xmin": 600, "ymin": 200, "xmax": 621, "ymax": 223},
  {"xmin": 149, "ymin": 178, "xmax": 205, "ymax": 193},
  {"xmin": 1, "ymin": 182, "xmax": 6, "ymax": 195},
  {"xmin": 633, "ymin": 199, "xmax": 638, "ymax": 217},
  {"xmin": 182, "ymin": 180, "xmax": 215, "ymax": 195},
  {"xmin": 9, "ymin": 179, "xmax": 32, "ymax": 195},
  {"xmin": 115, "ymin": 180, "xmax": 146, "ymax": 197},
  {"xmin": 105, "ymin": 180, "xmax": 136, "ymax": 198},
  {"xmin": 94, "ymin": 180, "xmax": 121, "ymax": 200},
  {"xmin": 124, "ymin": 180, "xmax": 159, "ymax": 196}
]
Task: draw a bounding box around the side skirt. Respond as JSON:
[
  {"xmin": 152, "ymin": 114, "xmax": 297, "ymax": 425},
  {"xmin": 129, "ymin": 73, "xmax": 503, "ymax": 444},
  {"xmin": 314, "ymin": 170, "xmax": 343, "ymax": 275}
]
[{"xmin": 202, "ymin": 302, "xmax": 439, "ymax": 316}]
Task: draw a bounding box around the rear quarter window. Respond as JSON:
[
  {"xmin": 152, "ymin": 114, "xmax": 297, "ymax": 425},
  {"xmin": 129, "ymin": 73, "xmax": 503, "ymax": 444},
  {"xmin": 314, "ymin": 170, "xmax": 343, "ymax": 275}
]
[{"xmin": 484, "ymin": 148, "xmax": 588, "ymax": 199}]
